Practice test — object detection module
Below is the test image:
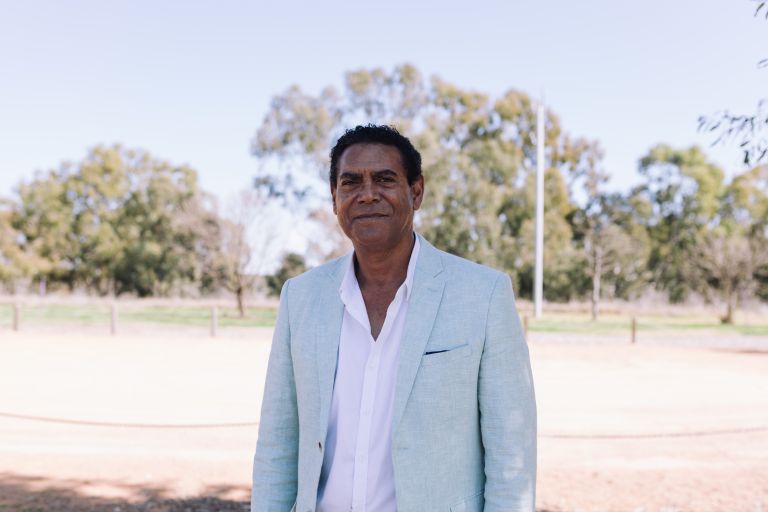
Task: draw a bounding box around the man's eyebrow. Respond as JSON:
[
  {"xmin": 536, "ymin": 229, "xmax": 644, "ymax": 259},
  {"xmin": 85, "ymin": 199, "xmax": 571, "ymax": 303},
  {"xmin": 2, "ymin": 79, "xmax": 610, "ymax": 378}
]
[
  {"xmin": 372, "ymin": 169, "xmax": 398, "ymax": 177},
  {"xmin": 338, "ymin": 169, "xmax": 399, "ymax": 178}
]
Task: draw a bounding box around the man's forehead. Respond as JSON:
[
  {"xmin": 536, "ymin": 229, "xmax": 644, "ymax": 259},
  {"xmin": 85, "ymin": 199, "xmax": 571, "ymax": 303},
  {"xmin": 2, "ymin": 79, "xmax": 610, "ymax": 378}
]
[{"xmin": 338, "ymin": 143, "xmax": 404, "ymax": 170}]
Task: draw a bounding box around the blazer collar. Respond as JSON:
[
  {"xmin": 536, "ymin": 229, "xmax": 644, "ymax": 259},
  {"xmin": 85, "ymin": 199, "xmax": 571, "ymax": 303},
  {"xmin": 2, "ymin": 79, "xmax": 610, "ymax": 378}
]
[{"xmin": 391, "ymin": 233, "xmax": 445, "ymax": 434}]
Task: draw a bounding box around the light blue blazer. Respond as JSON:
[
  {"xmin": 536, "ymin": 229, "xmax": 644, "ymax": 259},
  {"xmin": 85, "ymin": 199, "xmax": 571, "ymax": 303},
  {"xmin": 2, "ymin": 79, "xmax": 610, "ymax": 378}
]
[{"xmin": 252, "ymin": 234, "xmax": 537, "ymax": 512}]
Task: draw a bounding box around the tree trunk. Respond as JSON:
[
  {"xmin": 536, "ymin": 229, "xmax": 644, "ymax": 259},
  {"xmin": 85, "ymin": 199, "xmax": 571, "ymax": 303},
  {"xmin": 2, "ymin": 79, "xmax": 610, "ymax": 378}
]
[
  {"xmin": 591, "ymin": 246, "xmax": 603, "ymax": 322},
  {"xmin": 722, "ymin": 287, "xmax": 736, "ymax": 324},
  {"xmin": 236, "ymin": 285, "xmax": 245, "ymax": 318}
]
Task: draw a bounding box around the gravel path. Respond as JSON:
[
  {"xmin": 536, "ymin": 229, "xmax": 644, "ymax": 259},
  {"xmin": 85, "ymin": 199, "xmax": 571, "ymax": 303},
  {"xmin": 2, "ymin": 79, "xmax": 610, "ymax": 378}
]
[{"xmin": 1, "ymin": 331, "xmax": 767, "ymax": 511}]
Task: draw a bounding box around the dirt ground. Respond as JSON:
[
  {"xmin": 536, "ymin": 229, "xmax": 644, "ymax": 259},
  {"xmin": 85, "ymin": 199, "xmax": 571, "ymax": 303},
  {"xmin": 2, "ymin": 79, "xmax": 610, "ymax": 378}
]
[{"xmin": 0, "ymin": 328, "xmax": 766, "ymax": 512}]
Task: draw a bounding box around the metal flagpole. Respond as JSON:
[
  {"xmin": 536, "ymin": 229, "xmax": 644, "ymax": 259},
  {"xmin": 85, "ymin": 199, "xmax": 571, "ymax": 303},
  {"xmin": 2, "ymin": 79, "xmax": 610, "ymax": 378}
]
[{"xmin": 534, "ymin": 102, "xmax": 545, "ymax": 319}]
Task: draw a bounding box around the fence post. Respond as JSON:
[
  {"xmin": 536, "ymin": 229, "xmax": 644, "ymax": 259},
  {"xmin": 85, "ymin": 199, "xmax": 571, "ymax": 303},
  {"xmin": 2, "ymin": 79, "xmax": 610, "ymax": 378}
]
[
  {"xmin": 110, "ymin": 303, "xmax": 118, "ymax": 336},
  {"xmin": 12, "ymin": 303, "xmax": 20, "ymax": 332},
  {"xmin": 523, "ymin": 315, "xmax": 529, "ymax": 342},
  {"xmin": 631, "ymin": 316, "xmax": 637, "ymax": 344},
  {"xmin": 210, "ymin": 306, "xmax": 218, "ymax": 338}
]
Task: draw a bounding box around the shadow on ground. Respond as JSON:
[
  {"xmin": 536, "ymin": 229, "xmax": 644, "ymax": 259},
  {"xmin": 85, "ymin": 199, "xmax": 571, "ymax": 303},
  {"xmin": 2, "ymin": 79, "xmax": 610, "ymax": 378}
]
[
  {"xmin": 0, "ymin": 473, "xmax": 560, "ymax": 512},
  {"xmin": 0, "ymin": 473, "xmax": 249, "ymax": 512}
]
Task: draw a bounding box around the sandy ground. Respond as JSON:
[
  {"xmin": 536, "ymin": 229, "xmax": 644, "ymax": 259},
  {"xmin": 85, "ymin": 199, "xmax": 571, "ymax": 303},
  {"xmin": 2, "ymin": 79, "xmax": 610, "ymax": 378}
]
[{"xmin": 0, "ymin": 328, "xmax": 767, "ymax": 512}]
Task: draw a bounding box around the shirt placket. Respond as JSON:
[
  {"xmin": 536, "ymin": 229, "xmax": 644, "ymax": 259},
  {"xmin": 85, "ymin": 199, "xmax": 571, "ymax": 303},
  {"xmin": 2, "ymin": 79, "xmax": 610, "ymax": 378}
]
[
  {"xmin": 351, "ymin": 332, "xmax": 383, "ymax": 511},
  {"xmin": 350, "ymin": 285, "xmax": 405, "ymax": 512}
]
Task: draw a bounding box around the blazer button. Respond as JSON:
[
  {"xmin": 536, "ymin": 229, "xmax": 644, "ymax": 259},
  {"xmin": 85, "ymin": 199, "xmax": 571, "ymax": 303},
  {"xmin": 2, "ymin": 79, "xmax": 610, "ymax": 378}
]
[{"xmin": 318, "ymin": 441, "xmax": 323, "ymax": 451}]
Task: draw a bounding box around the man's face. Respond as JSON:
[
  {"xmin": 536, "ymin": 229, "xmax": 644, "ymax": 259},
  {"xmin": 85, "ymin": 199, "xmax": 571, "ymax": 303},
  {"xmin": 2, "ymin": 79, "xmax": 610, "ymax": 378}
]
[{"xmin": 331, "ymin": 143, "xmax": 424, "ymax": 252}]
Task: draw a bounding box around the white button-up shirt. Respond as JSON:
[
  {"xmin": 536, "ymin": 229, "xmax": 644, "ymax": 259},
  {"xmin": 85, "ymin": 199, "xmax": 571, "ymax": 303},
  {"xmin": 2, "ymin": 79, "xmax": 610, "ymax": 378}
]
[{"xmin": 316, "ymin": 236, "xmax": 421, "ymax": 512}]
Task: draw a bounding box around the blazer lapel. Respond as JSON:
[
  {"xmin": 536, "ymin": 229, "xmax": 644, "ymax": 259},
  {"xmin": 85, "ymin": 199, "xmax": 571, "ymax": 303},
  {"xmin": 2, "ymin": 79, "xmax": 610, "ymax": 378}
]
[
  {"xmin": 391, "ymin": 235, "xmax": 445, "ymax": 434},
  {"xmin": 316, "ymin": 256, "xmax": 347, "ymax": 440}
]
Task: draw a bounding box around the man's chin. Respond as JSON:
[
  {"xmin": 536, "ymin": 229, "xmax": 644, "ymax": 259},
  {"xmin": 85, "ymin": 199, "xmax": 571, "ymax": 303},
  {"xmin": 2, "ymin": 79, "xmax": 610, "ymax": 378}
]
[{"xmin": 348, "ymin": 228, "xmax": 394, "ymax": 250}]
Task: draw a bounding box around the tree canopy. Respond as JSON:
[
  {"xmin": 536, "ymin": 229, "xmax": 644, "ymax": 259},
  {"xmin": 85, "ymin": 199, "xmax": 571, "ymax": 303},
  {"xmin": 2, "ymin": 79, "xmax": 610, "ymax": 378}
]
[
  {"xmin": 250, "ymin": 63, "xmax": 768, "ymax": 319},
  {"xmin": 1, "ymin": 63, "xmax": 765, "ymax": 323},
  {"xmin": 8, "ymin": 145, "xmax": 223, "ymax": 296}
]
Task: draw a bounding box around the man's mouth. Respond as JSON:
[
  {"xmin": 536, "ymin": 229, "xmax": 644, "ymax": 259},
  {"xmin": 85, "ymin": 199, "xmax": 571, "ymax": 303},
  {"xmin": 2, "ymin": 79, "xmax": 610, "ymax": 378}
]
[{"xmin": 354, "ymin": 213, "xmax": 388, "ymax": 219}]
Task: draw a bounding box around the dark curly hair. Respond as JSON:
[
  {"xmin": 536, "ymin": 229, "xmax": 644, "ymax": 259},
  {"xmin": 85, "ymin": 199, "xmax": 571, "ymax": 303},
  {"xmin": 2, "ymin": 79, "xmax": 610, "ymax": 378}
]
[{"xmin": 329, "ymin": 124, "xmax": 422, "ymax": 188}]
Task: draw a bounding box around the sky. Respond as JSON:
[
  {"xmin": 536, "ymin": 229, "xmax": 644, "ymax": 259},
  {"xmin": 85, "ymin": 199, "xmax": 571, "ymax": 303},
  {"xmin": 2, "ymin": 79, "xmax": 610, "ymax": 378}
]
[{"xmin": 1, "ymin": 0, "xmax": 766, "ymax": 210}]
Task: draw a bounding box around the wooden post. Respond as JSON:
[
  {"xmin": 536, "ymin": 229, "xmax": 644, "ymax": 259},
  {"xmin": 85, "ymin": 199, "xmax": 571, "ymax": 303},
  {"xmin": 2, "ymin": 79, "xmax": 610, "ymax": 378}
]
[
  {"xmin": 110, "ymin": 303, "xmax": 118, "ymax": 336},
  {"xmin": 631, "ymin": 316, "xmax": 637, "ymax": 344},
  {"xmin": 523, "ymin": 315, "xmax": 529, "ymax": 341},
  {"xmin": 12, "ymin": 303, "xmax": 19, "ymax": 332},
  {"xmin": 210, "ymin": 306, "xmax": 218, "ymax": 338}
]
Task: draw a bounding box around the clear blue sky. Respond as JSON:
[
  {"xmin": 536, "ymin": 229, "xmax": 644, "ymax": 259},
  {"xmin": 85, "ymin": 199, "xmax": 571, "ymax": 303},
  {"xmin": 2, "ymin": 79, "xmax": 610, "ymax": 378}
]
[{"xmin": 1, "ymin": 0, "xmax": 766, "ymax": 204}]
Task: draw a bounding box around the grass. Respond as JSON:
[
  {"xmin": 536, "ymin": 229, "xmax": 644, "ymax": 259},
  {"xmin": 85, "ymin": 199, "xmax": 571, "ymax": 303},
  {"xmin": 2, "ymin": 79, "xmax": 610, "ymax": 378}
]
[
  {"xmin": 525, "ymin": 312, "xmax": 768, "ymax": 337},
  {"xmin": 1, "ymin": 302, "xmax": 766, "ymax": 337},
  {"xmin": 119, "ymin": 305, "xmax": 276, "ymax": 327},
  {"xmin": 0, "ymin": 303, "xmax": 276, "ymax": 329}
]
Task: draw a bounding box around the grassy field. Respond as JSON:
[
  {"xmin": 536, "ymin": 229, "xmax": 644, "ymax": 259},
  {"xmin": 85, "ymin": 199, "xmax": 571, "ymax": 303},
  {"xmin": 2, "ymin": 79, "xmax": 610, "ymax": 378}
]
[
  {"xmin": 526, "ymin": 312, "xmax": 768, "ymax": 336},
  {"xmin": 0, "ymin": 302, "xmax": 277, "ymax": 329},
  {"xmin": 0, "ymin": 301, "xmax": 767, "ymax": 336}
]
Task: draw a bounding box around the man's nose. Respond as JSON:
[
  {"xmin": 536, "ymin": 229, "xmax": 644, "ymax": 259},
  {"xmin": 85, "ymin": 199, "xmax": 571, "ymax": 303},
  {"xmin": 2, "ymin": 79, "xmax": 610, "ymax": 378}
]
[{"xmin": 357, "ymin": 179, "xmax": 379, "ymax": 203}]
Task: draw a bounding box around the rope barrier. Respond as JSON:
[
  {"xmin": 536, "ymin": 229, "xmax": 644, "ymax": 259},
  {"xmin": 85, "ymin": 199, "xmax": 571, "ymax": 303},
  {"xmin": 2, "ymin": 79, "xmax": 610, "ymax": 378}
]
[
  {"xmin": 2, "ymin": 411, "xmax": 767, "ymax": 438},
  {"xmin": 0, "ymin": 411, "xmax": 258, "ymax": 429},
  {"xmin": 541, "ymin": 425, "xmax": 768, "ymax": 439}
]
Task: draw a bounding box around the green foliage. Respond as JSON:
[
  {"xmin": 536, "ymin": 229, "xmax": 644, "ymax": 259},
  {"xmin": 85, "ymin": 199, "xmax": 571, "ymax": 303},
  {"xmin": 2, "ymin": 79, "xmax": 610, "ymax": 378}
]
[
  {"xmin": 698, "ymin": 3, "xmax": 768, "ymax": 166},
  {"xmin": 0, "ymin": 199, "xmax": 50, "ymax": 291},
  {"xmin": 5, "ymin": 63, "xmax": 765, "ymax": 315},
  {"xmin": 252, "ymin": 63, "xmax": 605, "ymax": 301},
  {"xmin": 251, "ymin": 64, "xmax": 768, "ymax": 313},
  {"xmin": 265, "ymin": 252, "xmax": 307, "ymax": 297},
  {"xmin": 633, "ymin": 143, "xmax": 768, "ymax": 319},
  {"xmin": 636, "ymin": 145, "xmax": 726, "ymax": 302},
  {"xmin": 10, "ymin": 144, "xmax": 225, "ymax": 296},
  {"xmin": 722, "ymin": 165, "xmax": 768, "ymax": 303}
]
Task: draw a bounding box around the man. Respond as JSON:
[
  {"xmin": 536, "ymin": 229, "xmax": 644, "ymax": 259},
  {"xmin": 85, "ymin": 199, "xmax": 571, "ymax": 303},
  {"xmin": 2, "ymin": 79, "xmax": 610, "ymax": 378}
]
[{"xmin": 252, "ymin": 125, "xmax": 536, "ymax": 512}]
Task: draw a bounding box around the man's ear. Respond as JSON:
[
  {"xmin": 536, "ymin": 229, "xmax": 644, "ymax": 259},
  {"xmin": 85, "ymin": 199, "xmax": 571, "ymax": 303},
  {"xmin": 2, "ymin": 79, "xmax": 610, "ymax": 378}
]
[
  {"xmin": 330, "ymin": 183, "xmax": 337, "ymax": 215},
  {"xmin": 411, "ymin": 175, "xmax": 424, "ymax": 211}
]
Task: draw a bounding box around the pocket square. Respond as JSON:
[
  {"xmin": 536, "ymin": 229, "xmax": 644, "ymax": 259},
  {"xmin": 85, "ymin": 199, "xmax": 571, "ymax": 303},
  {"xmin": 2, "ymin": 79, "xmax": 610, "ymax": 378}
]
[{"xmin": 423, "ymin": 342, "xmax": 469, "ymax": 356}]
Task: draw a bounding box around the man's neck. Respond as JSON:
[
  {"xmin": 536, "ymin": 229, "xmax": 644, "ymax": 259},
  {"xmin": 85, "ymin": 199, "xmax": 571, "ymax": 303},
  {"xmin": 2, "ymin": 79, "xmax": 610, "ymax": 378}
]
[{"xmin": 353, "ymin": 232, "xmax": 415, "ymax": 292}]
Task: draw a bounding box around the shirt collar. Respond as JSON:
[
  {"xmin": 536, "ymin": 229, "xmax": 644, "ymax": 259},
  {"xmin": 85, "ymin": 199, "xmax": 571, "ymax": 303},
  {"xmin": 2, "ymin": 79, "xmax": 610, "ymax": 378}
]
[{"xmin": 339, "ymin": 234, "xmax": 421, "ymax": 303}]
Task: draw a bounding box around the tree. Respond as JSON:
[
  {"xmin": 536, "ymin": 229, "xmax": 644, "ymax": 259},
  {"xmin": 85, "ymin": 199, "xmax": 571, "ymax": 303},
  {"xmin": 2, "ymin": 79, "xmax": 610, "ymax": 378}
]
[
  {"xmin": 252, "ymin": 63, "xmax": 602, "ymax": 301},
  {"xmin": 12, "ymin": 165, "xmax": 79, "ymax": 290},
  {"xmin": 12, "ymin": 144, "xmax": 222, "ymax": 296},
  {"xmin": 570, "ymin": 142, "xmax": 615, "ymax": 320},
  {"xmin": 695, "ymin": 229, "xmax": 767, "ymax": 323},
  {"xmin": 265, "ymin": 252, "xmax": 307, "ymax": 298},
  {"xmin": 728, "ymin": 165, "xmax": 768, "ymax": 301},
  {"xmin": 213, "ymin": 189, "xmax": 272, "ymax": 317},
  {"xmin": 699, "ymin": 2, "xmax": 768, "ymax": 165},
  {"xmin": 634, "ymin": 144, "xmax": 768, "ymax": 318},
  {"xmin": 635, "ymin": 145, "xmax": 726, "ymax": 302},
  {"xmin": 572, "ymin": 191, "xmax": 652, "ymax": 320},
  {"xmin": 695, "ymin": 164, "xmax": 768, "ymax": 321},
  {"xmin": 0, "ymin": 198, "xmax": 49, "ymax": 292}
]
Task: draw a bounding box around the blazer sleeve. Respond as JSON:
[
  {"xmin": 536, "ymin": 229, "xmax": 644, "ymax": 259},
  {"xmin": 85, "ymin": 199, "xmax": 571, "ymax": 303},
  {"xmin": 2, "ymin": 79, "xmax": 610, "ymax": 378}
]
[
  {"xmin": 252, "ymin": 279, "xmax": 299, "ymax": 511},
  {"xmin": 479, "ymin": 273, "xmax": 537, "ymax": 512}
]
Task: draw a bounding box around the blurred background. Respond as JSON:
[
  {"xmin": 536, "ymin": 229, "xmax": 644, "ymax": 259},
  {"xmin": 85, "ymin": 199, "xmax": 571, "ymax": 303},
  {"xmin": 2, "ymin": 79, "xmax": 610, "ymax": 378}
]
[{"xmin": 1, "ymin": 1, "xmax": 767, "ymax": 511}]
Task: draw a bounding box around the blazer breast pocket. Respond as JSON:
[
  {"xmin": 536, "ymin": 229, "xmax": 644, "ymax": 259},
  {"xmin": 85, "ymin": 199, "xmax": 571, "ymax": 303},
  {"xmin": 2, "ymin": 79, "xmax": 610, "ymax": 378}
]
[
  {"xmin": 450, "ymin": 490, "xmax": 484, "ymax": 512},
  {"xmin": 420, "ymin": 342, "xmax": 471, "ymax": 367}
]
